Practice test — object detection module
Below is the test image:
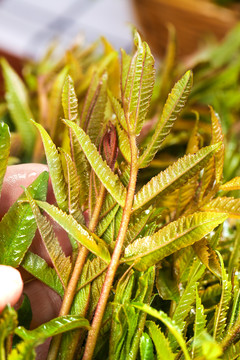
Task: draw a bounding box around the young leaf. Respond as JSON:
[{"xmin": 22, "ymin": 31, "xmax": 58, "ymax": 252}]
[
  {"xmin": 121, "ymin": 31, "xmax": 155, "ymax": 135},
  {"xmin": 32, "ymin": 121, "xmax": 67, "ymax": 211},
  {"xmin": 60, "ymin": 149, "xmax": 84, "ymax": 224},
  {"xmin": 0, "ymin": 122, "xmax": 10, "ymax": 195},
  {"xmin": 1, "ymin": 58, "xmax": 36, "ymax": 159},
  {"xmin": 24, "ymin": 188, "xmax": 72, "ymax": 288},
  {"xmin": 210, "ymin": 106, "xmax": 224, "ymax": 183},
  {"xmin": 202, "ymin": 197, "xmax": 240, "ymax": 218},
  {"xmin": 146, "ymin": 321, "xmax": 175, "ymax": 360},
  {"xmin": 15, "ymin": 315, "xmax": 90, "ymax": 346},
  {"xmin": 139, "ymin": 332, "xmax": 154, "ymax": 360},
  {"xmin": 220, "ymin": 177, "xmax": 240, "ymax": 191},
  {"xmin": 36, "ymin": 200, "xmax": 110, "ymax": 263},
  {"xmin": 81, "ymin": 72, "xmax": 108, "ymax": 145},
  {"xmin": 132, "ymin": 303, "xmax": 191, "ymax": 360},
  {"xmin": 64, "ymin": 120, "xmax": 127, "ymax": 207},
  {"xmin": 123, "ymin": 212, "xmax": 227, "ymax": 271},
  {"xmin": 116, "ymin": 122, "xmax": 131, "ymax": 163},
  {"xmin": 213, "ymin": 252, "xmax": 232, "ymax": 341},
  {"xmin": 21, "ymin": 252, "xmax": 64, "ymax": 297},
  {"xmin": 0, "ymin": 171, "xmax": 49, "ymax": 267},
  {"xmin": 133, "ymin": 143, "xmax": 220, "ymax": 212},
  {"xmin": 62, "ymin": 74, "xmax": 78, "ymax": 122},
  {"xmin": 139, "ymin": 70, "xmax": 193, "ymax": 168},
  {"xmin": 48, "ymin": 66, "xmax": 68, "ymax": 138}
]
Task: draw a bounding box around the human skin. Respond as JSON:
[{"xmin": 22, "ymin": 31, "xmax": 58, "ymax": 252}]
[{"xmin": 0, "ymin": 164, "xmax": 72, "ymax": 358}]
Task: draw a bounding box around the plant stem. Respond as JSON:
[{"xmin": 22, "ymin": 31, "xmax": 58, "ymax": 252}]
[
  {"xmin": 82, "ymin": 133, "xmax": 138, "ymax": 360},
  {"xmin": 47, "ymin": 184, "xmax": 106, "ymax": 360}
]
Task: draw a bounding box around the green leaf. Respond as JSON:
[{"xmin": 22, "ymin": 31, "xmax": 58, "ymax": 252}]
[
  {"xmin": 123, "ymin": 212, "xmax": 227, "ymax": 271},
  {"xmin": 15, "ymin": 315, "xmax": 90, "ymax": 346},
  {"xmin": 32, "ymin": 121, "xmax": 67, "ymax": 211},
  {"xmin": 64, "ymin": 120, "xmax": 127, "ymax": 207},
  {"xmin": 192, "ymin": 286, "xmax": 207, "ymax": 357},
  {"xmin": 21, "ymin": 252, "xmax": 64, "ymax": 297},
  {"xmin": 0, "ymin": 122, "xmax": 10, "ymax": 195},
  {"xmin": 0, "ymin": 171, "xmax": 49, "ymax": 267},
  {"xmin": 132, "ymin": 303, "xmax": 191, "ymax": 360},
  {"xmin": 0, "ymin": 306, "xmax": 18, "ymax": 360},
  {"xmin": 1, "ymin": 58, "xmax": 36, "ymax": 159},
  {"xmin": 133, "ymin": 143, "xmax": 220, "ymax": 212},
  {"xmin": 202, "ymin": 197, "xmax": 240, "ymax": 218},
  {"xmin": 169, "ymin": 259, "xmax": 205, "ymax": 349},
  {"xmin": 109, "ymin": 270, "xmax": 135, "ymax": 359},
  {"xmin": 16, "ymin": 295, "xmax": 32, "ymax": 331},
  {"xmin": 36, "ymin": 200, "xmax": 110, "ymax": 263},
  {"xmin": 213, "ymin": 252, "xmax": 232, "ymax": 341},
  {"xmin": 146, "ymin": 321, "xmax": 175, "ymax": 360},
  {"xmin": 62, "ymin": 74, "xmax": 78, "ymax": 122},
  {"xmin": 139, "ymin": 70, "xmax": 193, "ymax": 168},
  {"xmin": 222, "ymin": 341, "xmax": 240, "ymax": 360},
  {"xmin": 96, "ymin": 203, "xmax": 120, "ymax": 237},
  {"xmin": 139, "ymin": 333, "xmax": 154, "ymax": 360},
  {"xmin": 121, "ymin": 31, "xmax": 155, "ymax": 135},
  {"xmin": 24, "ymin": 188, "xmax": 72, "ymax": 288},
  {"xmin": 87, "ymin": 257, "xmax": 108, "ymax": 319},
  {"xmin": 156, "ymin": 267, "xmax": 180, "ymax": 302},
  {"xmin": 8, "ymin": 341, "xmax": 35, "ymax": 360}
]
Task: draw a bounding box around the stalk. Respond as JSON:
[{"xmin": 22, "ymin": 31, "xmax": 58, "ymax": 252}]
[
  {"xmin": 47, "ymin": 184, "xmax": 106, "ymax": 360},
  {"xmin": 82, "ymin": 133, "xmax": 138, "ymax": 360}
]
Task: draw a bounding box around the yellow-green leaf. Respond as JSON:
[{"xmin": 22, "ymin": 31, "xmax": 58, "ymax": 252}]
[
  {"xmin": 62, "ymin": 74, "xmax": 78, "ymax": 122},
  {"xmin": 220, "ymin": 177, "xmax": 240, "ymax": 191},
  {"xmin": 133, "ymin": 143, "xmax": 220, "ymax": 212},
  {"xmin": 139, "ymin": 70, "xmax": 193, "ymax": 168},
  {"xmin": 32, "ymin": 121, "xmax": 67, "ymax": 211},
  {"xmin": 202, "ymin": 197, "xmax": 240, "ymax": 218},
  {"xmin": 0, "ymin": 122, "xmax": 10, "ymax": 196},
  {"xmin": 36, "ymin": 201, "xmax": 110, "ymax": 263},
  {"xmin": 121, "ymin": 31, "xmax": 155, "ymax": 135},
  {"xmin": 123, "ymin": 212, "xmax": 227, "ymax": 271}
]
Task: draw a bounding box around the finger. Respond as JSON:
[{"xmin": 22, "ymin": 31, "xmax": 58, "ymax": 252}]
[
  {"xmin": 0, "ymin": 266, "xmax": 23, "ymax": 312},
  {"xmin": 0, "ymin": 164, "xmax": 50, "ymax": 218}
]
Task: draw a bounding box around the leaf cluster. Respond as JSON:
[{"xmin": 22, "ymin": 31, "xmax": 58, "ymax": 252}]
[{"xmin": 0, "ymin": 29, "xmax": 240, "ymax": 360}]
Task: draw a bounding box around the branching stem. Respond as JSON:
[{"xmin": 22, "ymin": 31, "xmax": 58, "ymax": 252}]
[{"xmin": 82, "ymin": 133, "xmax": 138, "ymax": 360}]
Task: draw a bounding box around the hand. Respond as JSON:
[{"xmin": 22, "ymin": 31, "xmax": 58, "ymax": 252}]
[{"xmin": 0, "ymin": 164, "xmax": 71, "ymax": 358}]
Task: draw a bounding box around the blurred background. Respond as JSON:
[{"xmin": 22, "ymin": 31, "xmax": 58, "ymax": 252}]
[{"xmin": 0, "ymin": 0, "xmax": 239, "ymax": 63}]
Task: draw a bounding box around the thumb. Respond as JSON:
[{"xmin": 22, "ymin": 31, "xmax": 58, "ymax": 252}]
[{"xmin": 0, "ymin": 266, "xmax": 23, "ymax": 312}]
